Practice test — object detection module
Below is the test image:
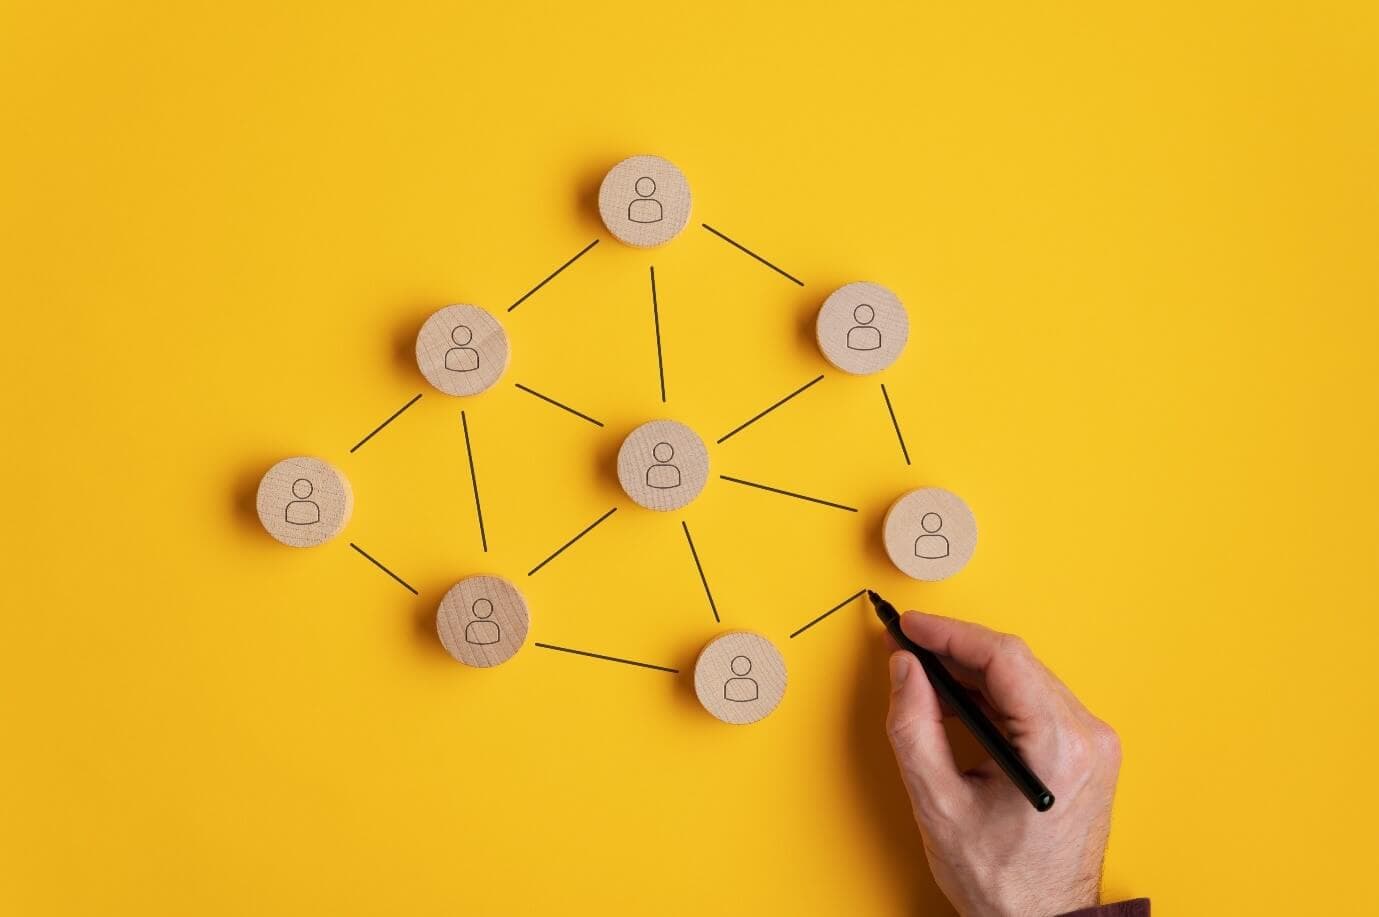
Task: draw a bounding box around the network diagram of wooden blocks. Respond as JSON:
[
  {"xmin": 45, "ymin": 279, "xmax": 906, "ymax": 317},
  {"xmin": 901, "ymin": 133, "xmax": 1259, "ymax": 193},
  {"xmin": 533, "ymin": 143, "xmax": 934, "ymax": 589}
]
[{"xmin": 249, "ymin": 153, "xmax": 980, "ymax": 725}]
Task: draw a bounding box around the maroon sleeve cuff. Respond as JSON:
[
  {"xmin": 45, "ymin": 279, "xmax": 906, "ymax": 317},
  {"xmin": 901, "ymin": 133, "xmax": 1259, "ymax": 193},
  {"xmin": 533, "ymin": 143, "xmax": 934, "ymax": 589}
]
[{"xmin": 1058, "ymin": 899, "xmax": 1150, "ymax": 917}]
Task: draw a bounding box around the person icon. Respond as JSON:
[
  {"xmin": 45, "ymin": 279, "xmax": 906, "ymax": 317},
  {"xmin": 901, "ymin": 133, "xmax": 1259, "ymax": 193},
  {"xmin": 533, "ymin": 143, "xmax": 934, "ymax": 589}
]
[
  {"xmin": 846, "ymin": 303, "xmax": 883, "ymax": 351},
  {"xmin": 627, "ymin": 176, "xmax": 664, "ymax": 224},
  {"xmin": 444, "ymin": 325, "xmax": 480, "ymax": 372},
  {"xmin": 463, "ymin": 598, "xmax": 501, "ymax": 646},
  {"xmin": 284, "ymin": 478, "xmax": 320, "ymax": 525},
  {"xmin": 914, "ymin": 512, "xmax": 951, "ymax": 559},
  {"xmin": 724, "ymin": 656, "xmax": 759, "ymax": 702},
  {"xmin": 645, "ymin": 442, "xmax": 682, "ymax": 489}
]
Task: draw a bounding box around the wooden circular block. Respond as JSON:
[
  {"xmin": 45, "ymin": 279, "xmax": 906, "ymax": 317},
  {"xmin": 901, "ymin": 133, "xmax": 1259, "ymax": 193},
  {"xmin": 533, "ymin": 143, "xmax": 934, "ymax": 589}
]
[
  {"xmin": 815, "ymin": 281, "xmax": 909, "ymax": 375},
  {"xmin": 616, "ymin": 419, "xmax": 709, "ymax": 511},
  {"xmin": 436, "ymin": 575, "xmax": 530, "ymax": 668},
  {"xmin": 694, "ymin": 631, "xmax": 788, "ymax": 725},
  {"xmin": 883, "ymin": 487, "xmax": 978, "ymax": 581},
  {"xmin": 597, "ymin": 155, "xmax": 692, "ymax": 248},
  {"xmin": 255, "ymin": 456, "xmax": 353, "ymax": 547},
  {"xmin": 415, "ymin": 304, "xmax": 510, "ymax": 396}
]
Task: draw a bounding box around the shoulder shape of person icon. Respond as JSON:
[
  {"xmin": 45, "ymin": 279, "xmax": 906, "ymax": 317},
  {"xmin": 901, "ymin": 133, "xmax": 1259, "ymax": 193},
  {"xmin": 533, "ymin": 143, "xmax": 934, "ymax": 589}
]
[
  {"xmin": 647, "ymin": 464, "xmax": 681, "ymax": 489},
  {"xmin": 847, "ymin": 324, "xmax": 882, "ymax": 351},
  {"xmin": 915, "ymin": 532, "xmax": 950, "ymax": 559},
  {"xmin": 464, "ymin": 619, "xmax": 500, "ymax": 645},
  {"xmin": 446, "ymin": 348, "xmax": 479, "ymax": 372},
  {"xmin": 285, "ymin": 500, "xmax": 320, "ymax": 525},
  {"xmin": 725, "ymin": 677, "xmax": 758, "ymax": 702}
]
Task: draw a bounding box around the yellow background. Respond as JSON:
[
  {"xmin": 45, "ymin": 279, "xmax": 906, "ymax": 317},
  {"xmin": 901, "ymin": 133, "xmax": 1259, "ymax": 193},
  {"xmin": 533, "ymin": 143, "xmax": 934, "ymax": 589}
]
[{"xmin": 3, "ymin": 2, "xmax": 1376, "ymax": 913}]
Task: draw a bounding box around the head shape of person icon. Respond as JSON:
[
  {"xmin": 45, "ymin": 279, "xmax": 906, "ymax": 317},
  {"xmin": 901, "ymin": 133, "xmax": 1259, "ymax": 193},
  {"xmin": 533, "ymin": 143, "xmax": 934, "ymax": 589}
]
[
  {"xmin": 914, "ymin": 511, "xmax": 951, "ymax": 559},
  {"xmin": 846, "ymin": 303, "xmax": 883, "ymax": 351},
  {"xmin": 445, "ymin": 324, "xmax": 480, "ymax": 372},
  {"xmin": 464, "ymin": 597, "xmax": 501, "ymax": 645},
  {"xmin": 285, "ymin": 478, "xmax": 321, "ymax": 525},
  {"xmin": 646, "ymin": 441, "xmax": 682, "ymax": 489},
  {"xmin": 628, "ymin": 176, "xmax": 664, "ymax": 224},
  {"xmin": 724, "ymin": 655, "xmax": 760, "ymax": 702}
]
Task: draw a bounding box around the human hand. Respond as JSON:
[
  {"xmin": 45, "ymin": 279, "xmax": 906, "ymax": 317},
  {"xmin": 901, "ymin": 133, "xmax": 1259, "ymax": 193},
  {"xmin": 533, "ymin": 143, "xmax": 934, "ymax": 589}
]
[{"xmin": 885, "ymin": 612, "xmax": 1122, "ymax": 917}]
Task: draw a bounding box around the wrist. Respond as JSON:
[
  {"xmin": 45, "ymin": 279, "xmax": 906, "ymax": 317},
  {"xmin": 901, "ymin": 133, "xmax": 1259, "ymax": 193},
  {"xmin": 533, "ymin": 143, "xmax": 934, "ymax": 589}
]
[
  {"xmin": 978, "ymin": 874, "xmax": 1098, "ymax": 917},
  {"xmin": 1027, "ymin": 876, "xmax": 1099, "ymax": 917}
]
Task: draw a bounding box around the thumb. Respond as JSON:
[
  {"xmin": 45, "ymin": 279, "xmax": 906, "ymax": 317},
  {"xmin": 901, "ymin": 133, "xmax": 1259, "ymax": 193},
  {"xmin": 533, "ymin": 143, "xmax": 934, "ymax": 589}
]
[{"xmin": 885, "ymin": 651, "xmax": 967, "ymax": 812}]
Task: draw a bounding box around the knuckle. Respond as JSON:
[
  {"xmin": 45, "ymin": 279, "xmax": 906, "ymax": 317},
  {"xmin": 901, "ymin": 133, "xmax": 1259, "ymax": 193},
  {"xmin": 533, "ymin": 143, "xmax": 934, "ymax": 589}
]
[
  {"xmin": 1062, "ymin": 718, "xmax": 1122, "ymax": 776},
  {"xmin": 885, "ymin": 712, "xmax": 922, "ymax": 750},
  {"xmin": 916, "ymin": 792, "xmax": 965, "ymax": 832},
  {"xmin": 1092, "ymin": 719, "xmax": 1123, "ymax": 767},
  {"xmin": 998, "ymin": 633, "xmax": 1032, "ymax": 659},
  {"xmin": 1063, "ymin": 730, "xmax": 1095, "ymax": 771}
]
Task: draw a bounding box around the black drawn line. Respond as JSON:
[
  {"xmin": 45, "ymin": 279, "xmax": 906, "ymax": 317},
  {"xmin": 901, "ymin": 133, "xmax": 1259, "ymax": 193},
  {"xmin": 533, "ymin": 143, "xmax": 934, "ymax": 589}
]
[
  {"xmin": 651, "ymin": 266, "xmax": 666, "ymax": 403},
  {"xmin": 701, "ymin": 223, "xmax": 804, "ymax": 286},
  {"xmin": 789, "ymin": 588, "xmax": 867, "ymax": 639},
  {"xmin": 717, "ymin": 375, "xmax": 824, "ymax": 444},
  {"xmin": 460, "ymin": 410, "xmax": 488, "ymax": 552},
  {"xmin": 507, "ymin": 239, "xmax": 600, "ymax": 312},
  {"xmin": 350, "ymin": 393, "xmax": 422, "ymax": 453},
  {"xmin": 718, "ymin": 475, "xmax": 858, "ymax": 512},
  {"xmin": 349, "ymin": 542, "xmax": 419, "ymax": 595},
  {"xmin": 881, "ymin": 383, "xmax": 911, "ymax": 466},
  {"xmin": 514, "ymin": 383, "xmax": 604, "ymax": 428},
  {"xmin": 528, "ymin": 507, "xmax": 618, "ymax": 576},
  {"xmin": 534, "ymin": 642, "xmax": 679, "ymax": 674},
  {"xmin": 682, "ymin": 521, "xmax": 720, "ymax": 624}
]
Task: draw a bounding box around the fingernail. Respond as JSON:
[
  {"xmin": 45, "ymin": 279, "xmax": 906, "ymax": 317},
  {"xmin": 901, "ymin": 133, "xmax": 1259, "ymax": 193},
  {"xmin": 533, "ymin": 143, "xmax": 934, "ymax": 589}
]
[{"xmin": 889, "ymin": 653, "xmax": 909, "ymax": 690}]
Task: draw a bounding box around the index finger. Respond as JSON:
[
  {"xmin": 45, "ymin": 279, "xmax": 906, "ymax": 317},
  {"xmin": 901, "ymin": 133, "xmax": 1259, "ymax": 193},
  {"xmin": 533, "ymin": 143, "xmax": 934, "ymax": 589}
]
[{"xmin": 898, "ymin": 611, "xmax": 1059, "ymax": 725}]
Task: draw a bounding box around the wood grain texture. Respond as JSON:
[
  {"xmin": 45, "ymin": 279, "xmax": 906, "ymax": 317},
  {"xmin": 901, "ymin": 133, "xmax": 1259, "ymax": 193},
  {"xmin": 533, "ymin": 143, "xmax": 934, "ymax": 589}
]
[
  {"xmin": 616, "ymin": 419, "xmax": 709, "ymax": 511},
  {"xmin": 693, "ymin": 631, "xmax": 787, "ymax": 725},
  {"xmin": 815, "ymin": 281, "xmax": 909, "ymax": 375},
  {"xmin": 597, "ymin": 155, "xmax": 692, "ymax": 248},
  {"xmin": 436, "ymin": 575, "xmax": 530, "ymax": 668},
  {"xmin": 883, "ymin": 486, "xmax": 977, "ymax": 581},
  {"xmin": 416, "ymin": 304, "xmax": 510, "ymax": 396},
  {"xmin": 255, "ymin": 456, "xmax": 353, "ymax": 547}
]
